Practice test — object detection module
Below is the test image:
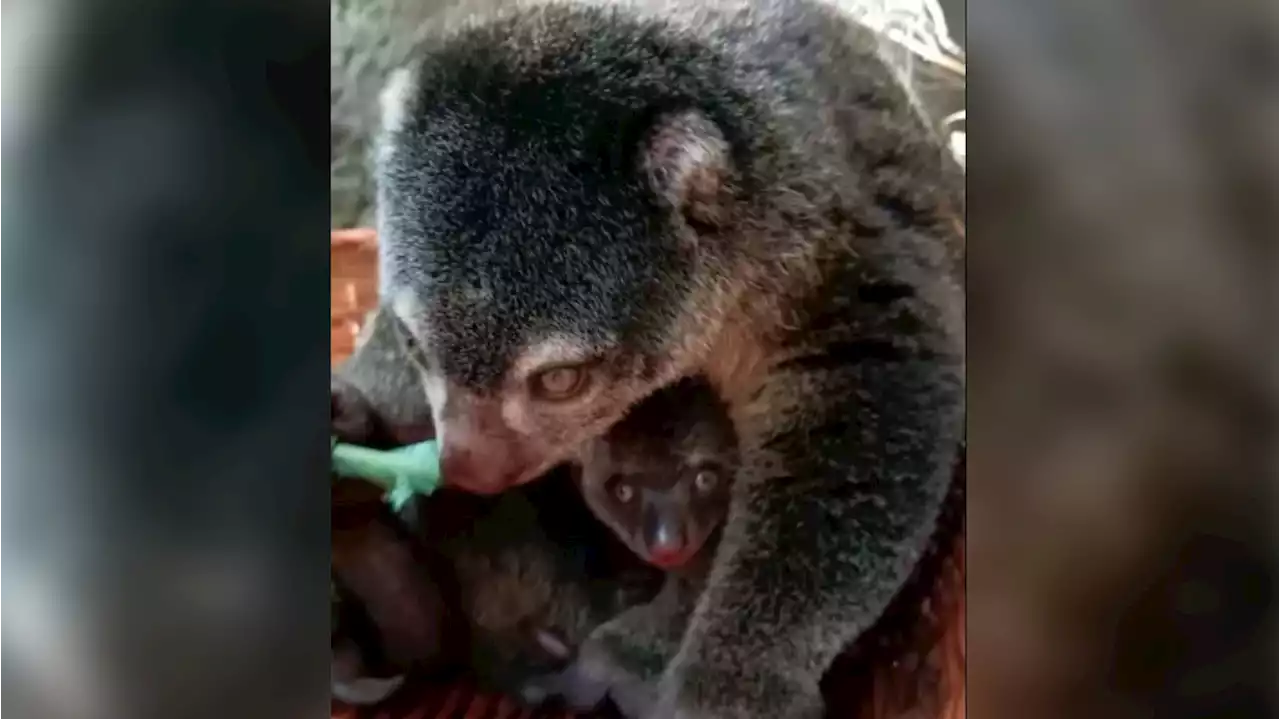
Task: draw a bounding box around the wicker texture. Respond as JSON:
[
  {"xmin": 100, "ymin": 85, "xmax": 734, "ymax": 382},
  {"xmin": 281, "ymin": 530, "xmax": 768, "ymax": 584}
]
[
  {"xmin": 329, "ymin": 230, "xmax": 964, "ymax": 719},
  {"xmin": 332, "ymin": 229, "xmax": 380, "ymax": 366}
]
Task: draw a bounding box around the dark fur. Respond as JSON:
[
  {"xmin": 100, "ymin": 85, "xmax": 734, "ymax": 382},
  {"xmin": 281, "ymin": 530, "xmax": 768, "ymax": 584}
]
[
  {"xmin": 331, "ymin": 0, "xmax": 518, "ymax": 228},
  {"xmin": 576, "ymin": 375, "xmax": 739, "ymax": 570},
  {"xmin": 331, "ymin": 490, "xmax": 457, "ymax": 704},
  {"xmin": 331, "ymin": 306, "xmax": 665, "ymax": 704},
  {"xmin": 331, "ymin": 309, "xmax": 451, "ymax": 704},
  {"xmin": 527, "ymin": 376, "xmax": 740, "ymax": 716},
  {"xmin": 331, "ymin": 306, "xmax": 436, "ymax": 447},
  {"xmin": 332, "ymin": 475, "xmax": 666, "ymax": 705},
  {"xmin": 404, "ymin": 472, "xmax": 666, "ymax": 696},
  {"xmin": 375, "ymin": 1, "xmax": 964, "ymax": 716}
]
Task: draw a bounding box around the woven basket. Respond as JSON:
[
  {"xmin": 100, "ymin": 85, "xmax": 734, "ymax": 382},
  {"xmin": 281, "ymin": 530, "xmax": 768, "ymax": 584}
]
[
  {"xmin": 331, "ymin": 229, "xmax": 380, "ymax": 367},
  {"xmin": 328, "ymin": 230, "xmax": 965, "ymax": 719}
]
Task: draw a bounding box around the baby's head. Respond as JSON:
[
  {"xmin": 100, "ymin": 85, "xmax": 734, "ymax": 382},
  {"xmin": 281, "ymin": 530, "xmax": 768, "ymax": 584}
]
[{"xmin": 575, "ymin": 376, "xmax": 738, "ymax": 570}]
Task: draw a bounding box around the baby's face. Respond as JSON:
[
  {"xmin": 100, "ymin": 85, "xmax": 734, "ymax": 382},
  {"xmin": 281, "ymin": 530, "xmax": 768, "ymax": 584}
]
[{"xmin": 576, "ymin": 408, "xmax": 738, "ymax": 569}]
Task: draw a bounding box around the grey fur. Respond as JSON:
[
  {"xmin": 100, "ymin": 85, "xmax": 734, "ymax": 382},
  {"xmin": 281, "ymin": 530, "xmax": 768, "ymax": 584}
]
[
  {"xmin": 374, "ymin": 1, "xmax": 964, "ymax": 716},
  {"xmin": 331, "ymin": 0, "xmax": 522, "ymax": 228},
  {"xmin": 331, "ymin": 314, "xmax": 440, "ymax": 459},
  {"xmin": 524, "ymin": 573, "xmax": 702, "ymax": 716}
]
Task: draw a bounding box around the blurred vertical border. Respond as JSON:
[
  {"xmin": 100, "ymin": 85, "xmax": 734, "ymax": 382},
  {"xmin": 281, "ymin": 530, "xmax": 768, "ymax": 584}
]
[
  {"xmin": 3, "ymin": 1, "xmax": 332, "ymax": 718},
  {"xmin": 966, "ymin": 1, "xmax": 1276, "ymax": 718}
]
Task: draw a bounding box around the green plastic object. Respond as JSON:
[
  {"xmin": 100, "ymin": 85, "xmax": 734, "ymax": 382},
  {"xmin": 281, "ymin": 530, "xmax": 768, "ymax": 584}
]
[{"xmin": 332, "ymin": 437, "xmax": 442, "ymax": 511}]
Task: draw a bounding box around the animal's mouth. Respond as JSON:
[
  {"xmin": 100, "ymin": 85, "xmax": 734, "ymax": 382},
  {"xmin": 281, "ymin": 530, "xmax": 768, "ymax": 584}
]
[{"xmin": 645, "ymin": 548, "xmax": 698, "ymax": 570}]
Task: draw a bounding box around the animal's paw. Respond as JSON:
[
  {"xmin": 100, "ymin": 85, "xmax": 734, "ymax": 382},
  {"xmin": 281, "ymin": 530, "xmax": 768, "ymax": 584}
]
[
  {"xmin": 331, "ymin": 634, "xmax": 406, "ymax": 706},
  {"xmin": 607, "ymin": 673, "xmax": 660, "ymax": 719},
  {"xmin": 519, "ymin": 632, "xmax": 653, "ymax": 713},
  {"xmin": 517, "ymin": 661, "xmax": 613, "ymax": 711},
  {"xmin": 647, "ymin": 663, "xmax": 824, "ymax": 719},
  {"xmin": 331, "ymin": 675, "xmax": 406, "ymax": 706}
]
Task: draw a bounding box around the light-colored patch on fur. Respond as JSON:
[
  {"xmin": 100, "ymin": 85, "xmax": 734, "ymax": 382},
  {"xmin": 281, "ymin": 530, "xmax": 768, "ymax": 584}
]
[
  {"xmin": 387, "ymin": 289, "xmax": 429, "ymax": 342},
  {"xmin": 379, "ymin": 65, "xmax": 418, "ymax": 140},
  {"xmin": 417, "ymin": 370, "xmax": 450, "ymax": 431},
  {"xmin": 383, "ymin": 290, "xmax": 450, "ymax": 424},
  {"xmin": 643, "ymin": 111, "xmax": 733, "ymax": 229},
  {"xmin": 351, "ymin": 307, "xmax": 384, "ymax": 350},
  {"xmin": 510, "ymin": 334, "xmax": 603, "ymax": 381},
  {"xmin": 680, "ymin": 445, "xmax": 727, "ymax": 469},
  {"xmin": 454, "ymin": 279, "xmax": 495, "ymax": 309},
  {"xmin": 500, "ymin": 333, "xmax": 637, "ymax": 441},
  {"xmin": 499, "ymin": 397, "xmax": 539, "ymax": 439}
]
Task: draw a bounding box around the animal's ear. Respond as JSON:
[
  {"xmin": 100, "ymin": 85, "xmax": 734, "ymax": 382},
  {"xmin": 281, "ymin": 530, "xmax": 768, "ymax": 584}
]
[{"xmin": 641, "ymin": 110, "xmax": 733, "ymax": 233}]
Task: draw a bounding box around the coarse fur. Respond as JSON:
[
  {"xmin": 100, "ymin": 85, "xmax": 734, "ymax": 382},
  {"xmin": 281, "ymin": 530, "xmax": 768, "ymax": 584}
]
[
  {"xmin": 374, "ymin": 1, "xmax": 965, "ymax": 717},
  {"xmin": 331, "ymin": 305, "xmax": 437, "ymax": 447},
  {"xmin": 331, "ymin": 305, "xmax": 666, "ymax": 704},
  {"xmin": 405, "ymin": 472, "xmax": 666, "ymax": 697},
  {"xmin": 524, "ymin": 375, "xmax": 741, "ymax": 716},
  {"xmin": 331, "ymin": 0, "xmax": 425, "ymax": 229},
  {"xmin": 331, "ymin": 474, "xmax": 667, "ymax": 705},
  {"xmin": 331, "ymin": 307, "xmax": 453, "ymax": 705},
  {"xmin": 576, "ymin": 374, "xmax": 740, "ymax": 571},
  {"xmin": 331, "ymin": 0, "xmax": 520, "ymax": 229},
  {"xmin": 331, "ymin": 489, "xmax": 456, "ymax": 705}
]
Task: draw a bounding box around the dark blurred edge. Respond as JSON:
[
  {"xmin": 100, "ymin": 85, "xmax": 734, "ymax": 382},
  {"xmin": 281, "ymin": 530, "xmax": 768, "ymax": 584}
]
[
  {"xmin": 967, "ymin": 1, "xmax": 1276, "ymax": 719},
  {"xmin": 3, "ymin": 1, "xmax": 331, "ymax": 718}
]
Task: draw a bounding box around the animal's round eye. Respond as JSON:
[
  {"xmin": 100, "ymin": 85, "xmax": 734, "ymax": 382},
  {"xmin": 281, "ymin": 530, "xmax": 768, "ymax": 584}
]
[
  {"xmin": 614, "ymin": 482, "xmax": 635, "ymax": 503},
  {"xmin": 529, "ymin": 364, "xmax": 591, "ymax": 401},
  {"xmin": 694, "ymin": 469, "xmax": 719, "ymax": 493}
]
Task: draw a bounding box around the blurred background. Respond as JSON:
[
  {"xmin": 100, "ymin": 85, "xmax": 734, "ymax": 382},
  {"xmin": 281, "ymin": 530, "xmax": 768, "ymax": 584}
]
[{"xmin": 3, "ymin": 0, "xmax": 1275, "ymax": 718}]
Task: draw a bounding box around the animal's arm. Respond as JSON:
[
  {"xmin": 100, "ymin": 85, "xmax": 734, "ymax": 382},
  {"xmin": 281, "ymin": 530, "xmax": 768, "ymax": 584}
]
[
  {"xmin": 657, "ymin": 274, "xmax": 964, "ymax": 718},
  {"xmin": 528, "ymin": 578, "xmax": 695, "ymax": 717},
  {"xmin": 592, "ymin": 576, "xmax": 695, "ymax": 678}
]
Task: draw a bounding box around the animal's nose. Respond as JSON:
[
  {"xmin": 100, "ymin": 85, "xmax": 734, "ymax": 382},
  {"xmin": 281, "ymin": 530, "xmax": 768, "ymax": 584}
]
[
  {"xmin": 643, "ymin": 508, "xmax": 689, "ymax": 567},
  {"xmin": 436, "ymin": 396, "xmax": 533, "ymax": 495},
  {"xmin": 439, "ymin": 441, "xmax": 522, "ymax": 495}
]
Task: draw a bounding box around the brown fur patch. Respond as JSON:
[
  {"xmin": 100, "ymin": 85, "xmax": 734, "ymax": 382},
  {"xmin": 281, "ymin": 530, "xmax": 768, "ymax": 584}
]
[
  {"xmin": 455, "ymin": 549, "xmax": 556, "ymax": 635},
  {"xmin": 672, "ymin": 274, "xmax": 775, "ymax": 397}
]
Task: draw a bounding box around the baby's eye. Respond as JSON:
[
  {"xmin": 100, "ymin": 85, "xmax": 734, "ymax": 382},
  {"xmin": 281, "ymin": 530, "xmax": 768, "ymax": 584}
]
[
  {"xmin": 693, "ymin": 469, "xmax": 719, "ymax": 493},
  {"xmin": 613, "ymin": 481, "xmax": 635, "ymax": 503}
]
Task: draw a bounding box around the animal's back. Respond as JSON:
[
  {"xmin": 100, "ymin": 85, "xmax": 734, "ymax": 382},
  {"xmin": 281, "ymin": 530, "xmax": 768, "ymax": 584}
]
[{"xmin": 333, "ymin": 0, "xmax": 960, "ymax": 231}]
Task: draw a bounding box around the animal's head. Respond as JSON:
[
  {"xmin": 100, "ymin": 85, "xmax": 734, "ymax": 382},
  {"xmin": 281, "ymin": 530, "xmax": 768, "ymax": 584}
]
[
  {"xmin": 575, "ymin": 376, "xmax": 739, "ymax": 569},
  {"xmin": 373, "ymin": 8, "xmax": 775, "ymax": 494}
]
